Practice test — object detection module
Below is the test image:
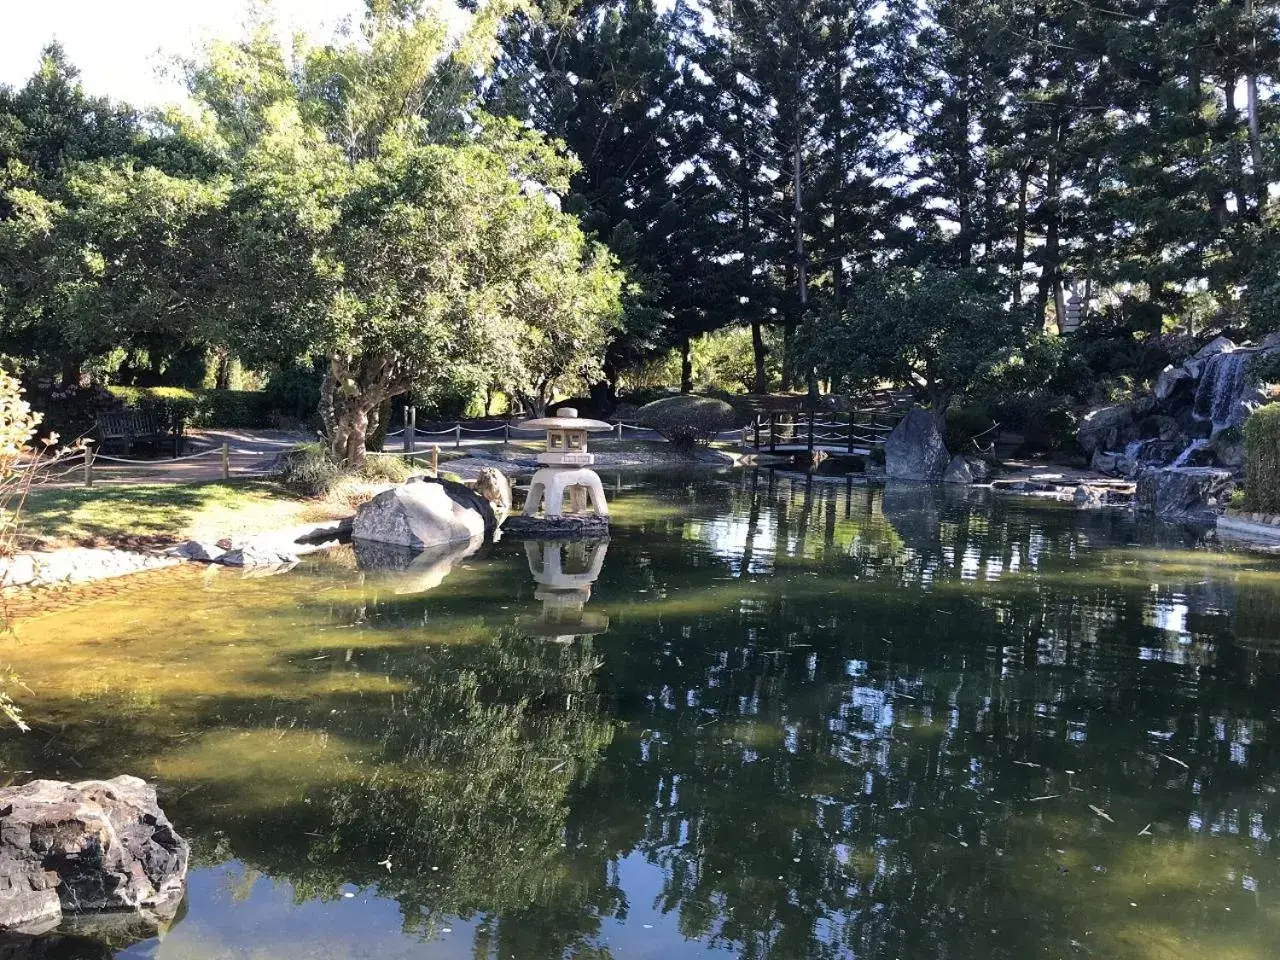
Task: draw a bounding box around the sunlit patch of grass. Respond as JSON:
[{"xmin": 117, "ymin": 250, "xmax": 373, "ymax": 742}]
[{"xmin": 19, "ymin": 480, "xmax": 334, "ymax": 549}]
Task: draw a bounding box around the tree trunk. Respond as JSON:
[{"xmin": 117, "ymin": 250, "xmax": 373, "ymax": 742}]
[
  {"xmin": 1036, "ymin": 136, "xmax": 1062, "ymax": 333},
  {"xmin": 1245, "ymin": 0, "xmax": 1266, "ymax": 213},
  {"xmin": 1223, "ymin": 76, "xmax": 1250, "ymax": 221},
  {"xmin": 214, "ymin": 350, "xmax": 233, "ymax": 390},
  {"xmin": 365, "ymin": 397, "xmax": 392, "ymax": 452},
  {"xmin": 680, "ymin": 335, "xmax": 693, "ymax": 394},
  {"xmin": 792, "ymin": 108, "xmax": 811, "ymax": 399},
  {"xmin": 1012, "ymin": 162, "xmax": 1030, "ymax": 307},
  {"xmin": 750, "ymin": 317, "xmax": 767, "ymax": 394},
  {"xmin": 321, "ymin": 354, "xmax": 396, "ymax": 470},
  {"xmin": 61, "ymin": 356, "xmax": 83, "ymax": 388}
]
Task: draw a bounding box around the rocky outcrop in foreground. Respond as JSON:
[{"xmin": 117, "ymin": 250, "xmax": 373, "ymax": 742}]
[{"xmin": 0, "ymin": 776, "xmax": 188, "ymax": 934}]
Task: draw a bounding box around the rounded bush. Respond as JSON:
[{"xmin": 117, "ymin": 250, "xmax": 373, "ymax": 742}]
[{"xmin": 634, "ymin": 395, "xmax": 741, "ymax": 450}]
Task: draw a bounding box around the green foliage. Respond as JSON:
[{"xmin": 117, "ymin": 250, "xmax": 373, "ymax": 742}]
[
  {"xmin": 107, "ymin": 386, "xmax": 270, "ymax": 428},
  {"xmin": 944, "ymin": 406, "xmax": 996, "ymax": 455},
  {"xmin": 1243, "ymin": 405, "xmax": 1280, "ymax": 513},
  {"xmin": 275, "ymin": 443, "xmax": 343, "ymax": 498},
  {"xmin": 263, "ymin": 362, "xmax": 323, "ymax": 424},
  {"xmin": 635, "ymin": 395, "xmax": 741, "ymax": 450},
  {"xmin": 803, "ymin": 268, "xmax": 1029, "ymax": 412}
]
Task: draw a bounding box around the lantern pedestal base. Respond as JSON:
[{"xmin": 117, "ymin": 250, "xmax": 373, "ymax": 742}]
[{"xmin": 524, "ymin": 467, "xmax": 610, "ymax": 519}]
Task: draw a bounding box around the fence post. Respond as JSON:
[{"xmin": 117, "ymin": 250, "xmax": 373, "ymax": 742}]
[
  {"xmin": 504, "ymin": 422, "xmax": 511, "ymax": 445},
  {"xmin": 847, "ymin": 411, "xmax": 856, "ymax": 453},
  {"xmin": 769, "ymin": 413, "xmax": 777, "ymax": 453},
  {"xmin": 807, "ymin": 407, "xmax": 815, "ymax": 453},
  {"xmin": 222, "ymin": 442, "xmax": 230, "ymax": 481},
  {"xmin": 431, "ymin": 445, "xmax": 439, "ymax": 475},
  {"xmin": 753, "ymin": 415, "xmax": 761, "ymax": 450},
  {"xmin": 403, "ymin": 406, "xmax": 412, "ymax": 454},
  {"xmin": 83, "ymin": 448, "xmax": 93, "ymax": 488},
  {"xmin": 454, "ymin": 423, "xmax": 462, "ymax": 449},
  {"xmin": 616, "ymin": 421, "xmax": 623, "ymax": 441}
]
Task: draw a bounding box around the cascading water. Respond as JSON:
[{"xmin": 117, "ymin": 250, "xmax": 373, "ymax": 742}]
[
  {"xmin": 1172, "ymin": 438, "xmax": 1209, "ymax": 468},
  {"xmin": 1192, "ymin": 350, "xmax": 1251, "ymax": 433}
]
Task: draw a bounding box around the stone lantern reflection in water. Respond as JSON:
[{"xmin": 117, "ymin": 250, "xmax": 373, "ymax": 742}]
[
  {"xmin": 521, "ymin": 540, "xmax": 609, "ymax": 642},
  {"xmin": 521, "ymin": 408, "xmax": 612, "ymax": 518}
]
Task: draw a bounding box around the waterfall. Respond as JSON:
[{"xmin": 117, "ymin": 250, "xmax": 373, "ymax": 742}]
[
  {"xmin": 1172, "ymin": 438, "xmax": 1209, "ymax": 468},
  {"xmin": 1192, "ymin": 351, "xmax": 1251, "ymax": 433}
]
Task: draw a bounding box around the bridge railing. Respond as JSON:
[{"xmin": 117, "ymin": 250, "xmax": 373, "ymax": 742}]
[{"xmin": 748, "ymin": 410, "xmax": 898, "ymax": 454}]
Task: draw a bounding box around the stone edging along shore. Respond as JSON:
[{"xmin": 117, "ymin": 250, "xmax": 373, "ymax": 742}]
[{"xmin": 1217, "ymin": 510, "xmax": 1280, "ymax": 549}]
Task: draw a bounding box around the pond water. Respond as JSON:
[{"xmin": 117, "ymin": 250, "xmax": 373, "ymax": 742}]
[{"xmin": 6, "ymin": 470, "xmax": 1280, "ymax": 959}]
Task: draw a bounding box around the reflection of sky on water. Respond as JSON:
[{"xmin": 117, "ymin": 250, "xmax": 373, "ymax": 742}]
[{"xmin": 10, "ymin": 470, "xmax": 1280, "ymax": 960}]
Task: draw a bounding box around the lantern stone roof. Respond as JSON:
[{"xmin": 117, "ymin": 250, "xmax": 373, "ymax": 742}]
[{"xmin": 523, "ymin": 408, "xmax": 613, "ymax": 432}]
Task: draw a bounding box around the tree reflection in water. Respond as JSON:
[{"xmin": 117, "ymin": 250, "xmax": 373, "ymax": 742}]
[{"xmin": 4, "ymin": 471, "xmax": 1280, "ymax": 959}]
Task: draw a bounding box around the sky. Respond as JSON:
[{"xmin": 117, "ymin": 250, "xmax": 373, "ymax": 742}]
[{"xmin": 0, "ymin": 0, "xmax": 370, "ymax": 107}]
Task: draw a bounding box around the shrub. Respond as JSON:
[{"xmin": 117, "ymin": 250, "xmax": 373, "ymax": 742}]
[
  {"xmin": 107, "ymin": 387, "xmax": 271, "ymax": 429},
  {"xmin": 944, "ymin": 406, "xmax": 996, "ymax": 455},
  {"xmin": 264, "ymin": 363, "xmax": 323, "ymax": 423},
  {"xmin": 1243, "ymin": 404, "xmax": 1280, "ymax": 512},
  {"xmin": 276, "ymin": 443, "xmax": 344, "ymax": 498},
  {"xmin": 362, "ymin": 455, "xmax": 414, "ymax": 484},
  {"xmin": 634, "ymin": 395, "xmax": 742, "ymax": 451}
]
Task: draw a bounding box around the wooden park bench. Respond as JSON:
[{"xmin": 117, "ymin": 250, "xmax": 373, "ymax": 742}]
[{"xmin": 94, "ymin": 410, "xmax": 185, "ymax": 457}]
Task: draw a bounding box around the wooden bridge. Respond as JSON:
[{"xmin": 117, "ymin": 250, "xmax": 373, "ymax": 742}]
[{"xmin": 739, "ymin": 390, "xmax": 913, "ymax": 457}]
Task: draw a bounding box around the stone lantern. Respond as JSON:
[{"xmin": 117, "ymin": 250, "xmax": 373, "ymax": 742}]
[{"xmin": 521, "ymin": 408, "xmax": 611, "ymax": 518}]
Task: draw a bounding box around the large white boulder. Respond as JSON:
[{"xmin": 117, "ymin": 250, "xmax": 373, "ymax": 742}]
[{"xmin": 352, "ymin": 480, "xmax": 488, "ymax": 550}]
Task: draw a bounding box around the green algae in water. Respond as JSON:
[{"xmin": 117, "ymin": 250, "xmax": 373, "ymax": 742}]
[{"xmin": 6, "ymin": 471, "xmax": 1280, "ymax": 959}]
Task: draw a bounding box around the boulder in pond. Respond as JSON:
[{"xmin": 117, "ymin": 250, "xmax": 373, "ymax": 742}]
[
  {"xmin": 0, "ymin": 776, "xmax": 187, "ymax": 934},
  {"xmin": 353, "ymin": 477, "xmax": 495, "ymax": 550},
  {"xmin": 942, "ymin": 455, "xmax": 973, "ymax": 485},
  {"xmin": 1135, "ymin": 466, "xmax": 1235, "ymax": 522},
  {"xmin": 885, "ymin": 409, "xmax": 949, "ymax": 481}
]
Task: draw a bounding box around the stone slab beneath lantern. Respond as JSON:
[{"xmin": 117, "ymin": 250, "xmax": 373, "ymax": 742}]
[{"xmin": 501, "ymin": 514, "xmax": 610, "ymax": 538}]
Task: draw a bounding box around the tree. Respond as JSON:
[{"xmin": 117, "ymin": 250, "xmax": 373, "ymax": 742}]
[
  {"xmin": 0, "ymin": 44, "xmax": 223, "ymax": 384},
  {"xmin": 189, "ymin": 3, "xmax": 623, "ymax": 464},
  {"xmin": 801, "ymin": 267, "xmax": 1030, "ymax": 416}
]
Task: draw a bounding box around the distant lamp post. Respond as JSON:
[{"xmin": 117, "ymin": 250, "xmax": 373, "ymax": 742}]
[{"xmin": 522, "ymin": 408, "xmax": 612, "ymax": 517}]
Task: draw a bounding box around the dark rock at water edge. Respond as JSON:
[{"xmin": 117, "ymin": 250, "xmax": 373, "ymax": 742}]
[
  {"xmin": 1135, "ymin": 466, "xmax": 1235, "ymax": 523},
  {"xmin": 885, "ymin": 409, "xmax": 950, "ymax": 481},
  {"xmin": 0, "ymin": 776, "xmax": 188, "ymax": 934}
]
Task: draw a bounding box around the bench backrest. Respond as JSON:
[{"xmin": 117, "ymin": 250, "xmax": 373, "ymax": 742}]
[{"xmin": 96, "ymin": 411, "xmax": 159, "ymax": 438}]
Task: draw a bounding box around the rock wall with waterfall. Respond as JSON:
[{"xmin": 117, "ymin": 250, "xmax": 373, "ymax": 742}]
[{"xmin": 1077, "ymin": 335, "xmax": 1279, "ymax": 520}]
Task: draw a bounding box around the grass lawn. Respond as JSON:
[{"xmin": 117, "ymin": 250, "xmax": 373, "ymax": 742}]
[{"xmin": 17, "ymin": 480, "xmax": 341, "ymax": 550}]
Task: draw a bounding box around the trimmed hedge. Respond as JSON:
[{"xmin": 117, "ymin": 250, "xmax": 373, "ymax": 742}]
[
  {"xmin": 1243, "ymin": 403, "xmax": 1280, "ymax": 512},
  {"xmin": 108, "ymin": 386, "xmax": 272, "ymax": 429},
  {"xmin": 634, "ymin": 395, "xmax": 743, "ymax": 450}
]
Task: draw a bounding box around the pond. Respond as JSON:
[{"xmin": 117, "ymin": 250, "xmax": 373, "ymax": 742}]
[{"xmin": 6, "ymin": 470, "xmax": 1280, "ymax": 959}]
